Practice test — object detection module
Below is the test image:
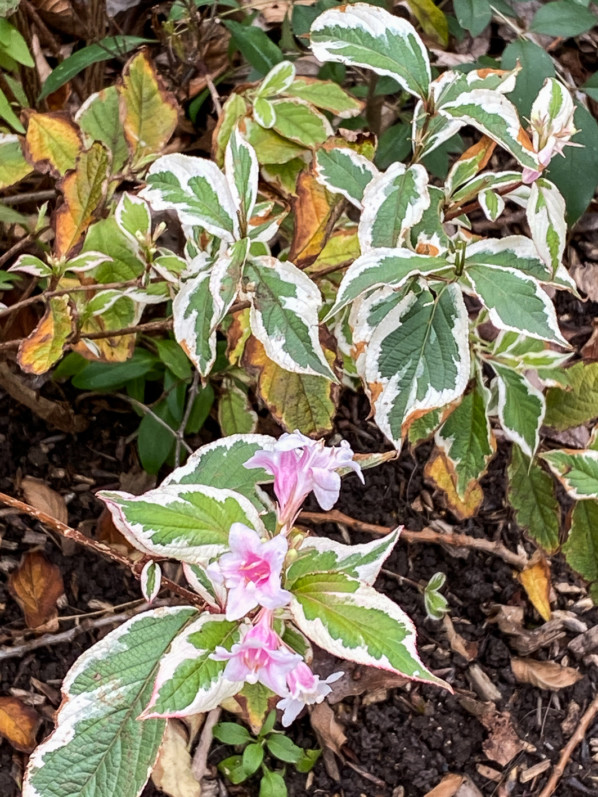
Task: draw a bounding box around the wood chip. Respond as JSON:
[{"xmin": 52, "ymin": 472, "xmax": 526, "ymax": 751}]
[
  {"xmin": 468, "ymin": 664, "xmax": 502, "ymax": 702},
  {"xmin": 519, "ymin": 759, "xmax": 551, "ymax": 783},
  {"xmin": 568, "ymin": 625, "xmax": 598, "ymax": 658}
]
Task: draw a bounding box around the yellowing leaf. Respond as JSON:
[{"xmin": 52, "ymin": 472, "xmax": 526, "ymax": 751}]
[
  {"xmin": 17, "ymin": 295, "xmax": 73, "ymax": 375},
  {"xmin": 0, "ymin": 697, "xmax": 40, "ymax": 753},
  {"xmin": 407, "ymin": 0, "xmax": 449, "ymax": 46},
  {"xmin": 424, "ymin": 450, "xmax": 483, "ymax": 520},
  {"xmin": 243, "ymin": 335, "xmax": 339, "ymax": 436},
  {"xmin": 511, "ymin": 657, "xmax": 582, "ymax": 691},
  {"xmin": 289, "ymin": 169, "xmax": 343, "ymax": 268},
  {"xmin": 54, "ymin": 142, "xmax": 109, "ymax": 259},
  {"xmin": 0, "ymin": 135, "xmax": 32, "ymax": 190},
  {"xmin": 120, "ymin": 50, "xmax": 179, "ymax": 170},
  {"xmin": 517, "ymin": 556, "xmax": 552, "ymax": 621},
  {"xmin": 24, "ymin": 111, "xmax": 82, "ymax": 177},
  {"xmin": 8, "ymin": 550, "xmax": 65, "ymax": 628}
]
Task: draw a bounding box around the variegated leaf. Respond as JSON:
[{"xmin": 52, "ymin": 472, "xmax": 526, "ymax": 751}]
[
  {"xmin": 541, "ymin": 449, "xmax": 598, "ymax": 500},
  {"xmin": 444, "ymin": 136, "xmax": 497, "ymax": 195},
  {"xmin": 225, "ymin": 128, "xmax": 258, "ymax": 229},
  {"xmin": 359, "ymin": 162, "xmax": 430, "ymax": 250},
  {"xmin": 310, "ymin": 3, "xmax": 431, "ymax": 99},
  {"xmin": 257, "ymin": 60, "xmax": 296, "ymax": 99},
  {"xmin": 140, "ymin": 560, "xmax": 161, "ymax": 603},
  {"xmin": 142, "ymin": 614, "xmax": 242, "ymax": 719},
  {"xmin": 115, "ymin": 192, "xmax": 151, "ymax": 243},
  {"xmin": 314, "ymin": 146, "xmax": 378, "ymax": 208},
  {"xmin": 271, "ymin": 98, "xmax": 332, "ymax": 147},
  {"xmin": 327, "ymin": 247, "xmax": 451, "ymax": 319},
  {"xmin": 527, "ymin": 178, "xmax": 566, "ymax": 277},
  {"xmin": 182, "ymin": 562, "xmax": 226, "ymax": 609},
  {"xmin": 529, "ymin": 78, "xmax": 575, "ymax": 153},
  {"xmin": 244, "ymin": 256, "xmax": 335, "ymax": 379},
  {"xmin": 479, "ymin": 189, "xmax": 504, "ymax": 221},
  {"xmin": 173, "ymin": 271, "xmax": 218, "ymax": 376},
  {"xmin": 491, "ymin": 362, "xmax": 545, "ymax": 458},
  {"xmin": 450, "ymin": 170, "xmax": 520, "ymax": 205},
  {"xmin": 356, "ymin": 283, "xmax": 470, "ymax": 447},
  {"xmin": 23, "ymin": 607, "xmax": 196, "ymax": 797},
  {"xmin": 289, "ymin": 572, "xmax": 447, "ymax": 686},
  {"xmin": 99, "ymin": 485, "xmax": 265, "ymax": 563},
  {"xmin": 143, "ymin": 154, "xmax": 238, "ymax": 241}
]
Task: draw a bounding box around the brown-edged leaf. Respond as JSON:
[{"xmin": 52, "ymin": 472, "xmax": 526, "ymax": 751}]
[
  {"xmin": 120, "ymin": 50, "xmax": 179, "ymax": 170},
  {"xmin": 21, "ymin": 476, "xmax": 68, "ymax": 525},
  {"xmin": 151, "ymin": 720, "xmax": 200, "ymax": 797},
  {"xmin": 310, "ymin": 700, "xmax": 346, "ymax": 757},
  {"xmin": 424, "ymin": 451, "xmax": 483, "ymax": 520},
  {"xmin": 511, "ymin": 657, "xmax": 583, "ymax": 691},
  {"xmin": 0, "ymin": 697, "xmax": 41, "ymax": 753},
  {"xmin": 289, "ymin": 169, "xmax": 343, "ymax": 268},
  {"xmin": 24, "ymin": 111, "xmax": 82, "ymax": 177},
  {"xmin": 8, "ymin": 550, "xmax": 64, "ymax": 628},
  {"xmin": 17, "ymin": 296, "xmax": 73, "ymax": 375},
  {"xmin": 517, "ymin": 555, "xmax": 552, "ymax": 622}
]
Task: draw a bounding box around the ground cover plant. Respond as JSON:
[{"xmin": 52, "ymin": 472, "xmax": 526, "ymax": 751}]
[{"xmin": 1, "ymin": 1, "xmax": 598, "ymax": 796}]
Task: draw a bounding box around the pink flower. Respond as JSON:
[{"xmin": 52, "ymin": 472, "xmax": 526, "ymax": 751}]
[
  {"xmin": 208, "ymin": 523, "xmax": 291, "ymax": 621},
  {"xmin": 276, "ymin": 662, "xmax": 343, "ymax": 726},
  {"xmin": 212, "ymin": 613, "xmax": 301, "ymax": 695},
  {"xmin": 245, "ymin": 431, "xmax": 364, "ymax": 526}
]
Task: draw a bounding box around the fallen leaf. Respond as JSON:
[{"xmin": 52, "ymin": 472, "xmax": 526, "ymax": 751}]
[
  {"xmin": 310, "ymin": 700, "xmax": 346, "ymax": 757},
  {"xmin": 517, "ymin": 555, "xmax": 552, "ymax": 621},
  {"xmin": 481, "ymin": 709, "xmax": 527, "ymax": 766},
  {"xmin": 327, "ymin": 665, "xmax": 408, "ymax": 704},
  {"xmin": 17, "ymin": 296, "xmax": 73, "ymax": 376},
  {"xmin": 21, "ymin": 476, "xmax": 68, "ymax": 525},
  {"xmin": 425, "ymin": 773, "xmax": 483, "ymax": 797},
  {"xmin": 511, "ymin": 657, "xmax": 583, "ymax": 691},
  {"xmin": 443, "ymin": 615, "xmax": 477, "ymax": 662},
  {"xmin": 570, "ymin": 260, "xmax": 598, "ymax": 302},
  {"xmin": 246, "ymin": 0, "xmax": 314, "ymax": 24},
  {"xmin": 0, "ymin": 696, "xmax": 41, "ymax": 752},
  {"xmin": 425, "ymin": 451, "xmax": 483, "ymax": 520},
  {"xmin": 151, "ymin": 720, "xmax": 200, "ymax": 797},
  {"xmin": 8, "ymin": 550, "xmax": 65, "ymax": 628}
]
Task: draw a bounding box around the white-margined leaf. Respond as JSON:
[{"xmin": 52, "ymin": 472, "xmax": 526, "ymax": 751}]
[
  {"xmin": 99, "ymin": 484, "xmax": 266, "ymax": 563},
  {"xmin": 257, "ymin": 60, "xmax": 296, "ymax": 99},
  {"xmin": 355, "ymin": 282, "xmax": 470, "ymax": 448},
  {"xmin": 173, "ymin": 271, "xmax": 218, "ymax": 376},
  {"xmin": 326, "ymin": 247, "xmax": 452, "ymax": 319},
  {"xmin": 23, "ymin": 607, "xmax": 196, "ymax": 797},
  {"xmin": 289, "ymin": 572, "xmax": 447, "ymax": 686},
  {"xmin": 182, "ymin": 562, "xmax": 227, "ymax": 609},
  {"xmin": 271, "ymin": 98, "xmax": 333, "ymax": 147},
  {"xmin": 244, "ymin": 256, "xmax": 335, "ymax": 379},
  {"xmin": 541, "ymin": 449, "xmax": 598, "ymax": 500},
  {"xmin": 140, "ymin": 560, "xmax": 161, "ymax": 603},
  {"xmin": 479, "ymin": 189, "xmax": 504, "ymax": 221},
  {"xmin": 143, "ymin": 154, "xmax": 238, "ymax": 241},
  {"xmin": 9, "ymin": 254, "xmax": 53, "ymax": 278},
  {"xmin": 527, "ymin": 178, "xmax": 566, "ymax": 277},
  {"xmin": 314, "ymin": 146, "xmax": 378, "ymax": 208},
  {"xmin": 254, "ymin": 96, "xmax": 276, "ymax": 128},
  {"xmin": 287, "ymin": 528, "xmax": 401, "ymax": 586},
  {"xmin": 491, "ymin": 361, "xmax": 545, "ymax": 458},
  {"xmin": 115, "ymin": 192, "xmax": 151, "ymax": 243},
  {"xmin": 310, "ymin": 3, "xmax": 431, "ymax": 100},
  {"xmin": 450, "ymin": 170, "xmax": 521, "ymax": 205},
  {"xmin": 142, "ymin": 613, "xmax": 243, "ymax": 719},
  {"xmin": 225, "ymin": 128, "xmax": 258, "ymax": 230},
  {"xmin": 529, "ymin": 77, "xmax": 575, "ymax": 153},
  {"xmin": 359, "ymin": 162, "xmax": 430, "ymax": 249}
]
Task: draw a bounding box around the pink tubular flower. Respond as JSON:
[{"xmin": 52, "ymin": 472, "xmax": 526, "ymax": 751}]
[
  {"xmin": 212, "ymin": 613, "xmax": 301, "ymax": 695},
  {"xmin": 245, "ymin": 431, "xmax": 364, "ymax": 526},
  {"xmin": 276, "ymin": 662, "xmax": 343, "ymax": 727},
  {"xmin": 207, "ymin": 523, "xmax": 291, "ymax": 621}
]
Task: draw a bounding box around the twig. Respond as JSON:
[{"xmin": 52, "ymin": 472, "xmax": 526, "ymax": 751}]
[
  {"xmin": 175, "ymin": 370, "xmax": 200, "ymax": 467},
  {"xmin": 0, "ymin": 601, "xmax": 160, "ymax": 662},
  {"xmin": 298, "ymin": 509, "xmax": 529, "ymax": 569},
  {"xmin": 445, "ymin": 181, "xmax": 523, "ymax": 222},
  {"xmin": 114, "ymin": 393, "xmax": 193, "ymax": 455},
  {"xmin": 192, "ymin": 707, "xmax": 222, "ymax": 781},
  {"xmin": 0, "ymin": 491, "xmax": 206, "ymax": 608},
  {"xmin": 538, "ymin": 693, "xmax": 598, "ymax": 797},
  {"xmin": 0, "ymin": 190, "xmax": 56, "ymax": 206},
  {"xmin": 0, "ymin": 234, "xmax": 35, "ymax": 270},
  {"xmin": 0, "ymin": 318, "xmax": 174, "ymax": 351}
]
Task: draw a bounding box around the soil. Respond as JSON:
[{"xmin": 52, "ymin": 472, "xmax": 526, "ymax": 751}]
[{"xmin": 1, "ymin": 386, "xmax": 597, "ymax": 797}]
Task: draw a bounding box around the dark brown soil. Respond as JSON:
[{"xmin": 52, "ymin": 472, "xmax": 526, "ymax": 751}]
[{"xmin": 1, "ymin": 389, "xmax": 597, "ymax": 797}]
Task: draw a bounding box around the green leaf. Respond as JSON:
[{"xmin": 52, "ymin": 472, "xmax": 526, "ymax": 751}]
[
  {"xmin": 224, "ymin": 20, "xmax": 283, "ymax": 76},
  {"xmin": 70, "ymin": 349, "xmax": 157, "ymax": 391},
  {"xmin": 285, "ymin": 77, "xmax": 362, "ymax": 117},
  {"xmin": 530, "ymin": 1, "xmax": 597, "ymax": 37},
  {"xmin": 39, "ymin": 36, "xmax": 151, "ymax": 101},
  {"xmin": 502, "ymin": 40, "xmax": 555, "ymax": 119},
  {"xmin": 0, "ymin": 87, "xmax": 24, "ymax": 133},
  {"xmin": 142, "ymin": 614, "xmax": 242, "ymax": 718},
  {"xmin": 0, "ymin": 134, "xmax": 30, "ymax": 189},
  {"xmin": 508, "ymin": 447, "xmax": 560, "ymax": 553},
  {"xmin": 259, "ymin": 768, "xmax": 287, "ymax": 797},
  {"xmin": 137, "ymin": 399, "xmax": 176, "ymax": 475},
  {"xmin": 22, "ymin": 607, "xmax": 196, "ymax": 797},
  {"xmin": 563, "ymin": 501, "xmax": 598, "ymax": 599},
  {"xmin": 154, "ymin": 337, "xmax": 192, "ymax": 381},
  {"xmin": 453, "ymin": 0, "xmax": 492, "ymax": 36},
  {"xmin": 272, "ymin": 98, "xmax": 332, "ymax": 147},
  {"xmin": 290, "ymin": 571, "xmax": 447, "ymax": 686},
  {"xmin": 296, "ymin": 748, "xmax": 321, "ymax": 773},
  {"xmin": 213, "ymin": 722, "xmax": 253, "ymax": 747},
  {"xmin": 242, "ymin": 743, "xmax": 264, "ymax": 776},
  {"xmin": 491, "ymin": 362, "xmax": 545, "ymax": 458},
  {"xmin": 581, "ymin": 72, "xmax": 598, "ymax": 102},
  {"xmin": 314, "ymin": 146, "xmax": 377, "ymax": 207},
  {"xmin": 82, "ymin": 217, "xmax": 145, "ymax": 282},
  {"xmin": 406, "ymin": 0, "xmax": 449, "ymax": 46},
  {"xmin": 218, "ymin": 377, "xmax": 257, "ymax": 435},
  {"xmin": 541, "ymin": 449, "xmax": 598, "ymax": 500},
  {"xmin": 100, "ymin": 484, "xmax": 265, "ymax": 563},
  {"xmin": 266, "ymin": 734, "xmax": 303, "ymax": 764},
  {"xmin": 545, "ymin": 362, "xmax": 598, "ymax": 430},
  {"xmin": 0, "ymin": 17, "xmax": 33, "ymax": 67},
  {"xmin": 219, "ymin": 754, "xmax": 249, "ymax": 785},
  {"xmin": 310, "ymin": 3, "xmax": 431, "ymax": 99}
]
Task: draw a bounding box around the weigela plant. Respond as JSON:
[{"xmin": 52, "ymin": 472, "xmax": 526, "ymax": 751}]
[{"xmin": 23, "ymin": 433, "xmax": 445, "ymax": 797}]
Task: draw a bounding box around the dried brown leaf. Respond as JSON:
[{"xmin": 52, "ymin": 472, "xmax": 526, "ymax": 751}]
[
  {"xmin": 309, "ymin": 700, "xmax": 346, "ymax": 756},
  {"xmin": 289, "ymin": 169, "xmax": 343, "ymax": 268},
  {"xmin": 425, "ymin": 773, "xmax": 483, "ymax": 797},
  {"xmin": 517, "ymin": 556, "xmax": 552, "ymax": 621},
  {"xmin": 510, "ymin": 657, "xmax": 583, "ymax": 691},
  {"xmin": 0, "ymin": 696, "xmax": 41, "ymax": 752},
  {"xmin": 8, "ymin": 550, "xmax": 64, "ymax": 628},
  {"xmin": 21, "ymin": 476, "xmax": 68, "ymax": 525},
  {"xmin": 443, "ymin": 615, "xmax": 477, "ymax": 662},
  {"xmin": 151, "ymin": 720, "xmax": 200, "ymax": 797}
]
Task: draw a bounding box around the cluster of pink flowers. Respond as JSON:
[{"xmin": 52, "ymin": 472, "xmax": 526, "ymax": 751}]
[{"xmin": 206, "ymin": 432, "xmax": 363, "ymax": 723}]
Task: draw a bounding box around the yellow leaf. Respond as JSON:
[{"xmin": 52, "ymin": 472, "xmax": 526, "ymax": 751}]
[
  {"xmin": 226, "ymin": 307, "xmax": 252, "ymax": 366},
  {"xmin": 120, "ymin": 50, "xmax": 179, "ymax": 170},
  {"xmin": 0, "ymin": 697, "xmax": 40, "ymax": 753},
  {"xmin": 407, "ymin": 0, "xmax": 449, "ymax": 46},
  {"xmin": 0, "ymin": 135, "xmax": 32, "ymax": 190},
  {"xmin": 306, "ymin": 227, "xmax": 361, "ymax": 277},
  {"xmin": 8, "ymin": 550, "xmax": 65, "ymax": 628},
  {"xmin": 17, "ymin": 295, "xmax": 72, "ymax": 375},
  {"xmin": 517, "ymin": 555, "xmax": 552, "ymax": 621},
  {"xmin": 243, "ymin": 335, "xmax": 339, "ymax": 436},
  {"xmin": 24, "ymin": 111, "xmax": 81, "ymax": 177},
  {"xmin": 424, "ymin": 451, "xmax": 483, "ymax": 520},
  {"xmin": 289, "ymin": 169, "xmax": 343, "ymax": 268},
  {"xmin": 54, "ymin": 142, "xmax": 110, "ymax": 259}
]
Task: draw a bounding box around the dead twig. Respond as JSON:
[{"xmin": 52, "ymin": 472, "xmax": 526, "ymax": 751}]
[
  {"xmin": 299, "ymin": 509, "xmax": 529, "ymax": 569},
  {"xmin": 0, "ymin": 491, "xmax": 206, "ymax": 609},
  {"xmin": 0, "ymin": 318, "xmax": 174, "ymax": 351},
  {"xmin": 192, "ymin": 707, "xmax": 222, "ymax": 781},
  {"xmin": 175, "ymin": 370, "xmax": 200, "ymax": 467},
  {"xmin": 537, "ymin": 693, "xmax": 598, "ymax": 797}
]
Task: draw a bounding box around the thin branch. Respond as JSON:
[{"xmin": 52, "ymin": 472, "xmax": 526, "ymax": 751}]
[
  {"xmin": 445, "ymin": 181, "xmax": 523, "ymax": 222},
  {"xmin": 114, "ymin": 393, "xmax": 193, "ymax": 455},
  {"xmin": 299, "ymin": 509, "xmax": 529, "ymax": 569},
  {"xmin": 0, "ymin": 318, "xmax": 174, "ymax": 351},
  {"xmin": 175, "ymin": 370, "xmax": 200, "ymax": 467},
  {"xmin": 192, "ymin": 707, "xmax": 222, "ymax": 781},
  {"xmin": 0, "ymin": 491, "xmax": 206, "ymax": 608},
  {"xmin": 0, "ymin": 234, "xmax": 35, "ymax": 270},
  {"xmin": 537, "ymin": 693, "xmax": 598, "ymax": 797},
  {"xmin": 0, "ymin": 190, "xmax": 56, "ymax": 206}
]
